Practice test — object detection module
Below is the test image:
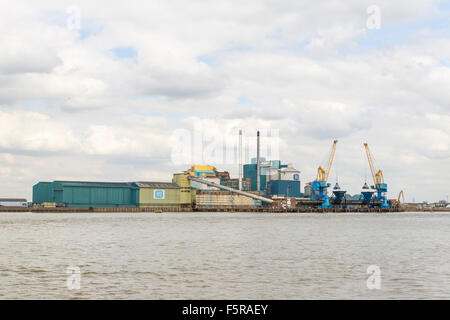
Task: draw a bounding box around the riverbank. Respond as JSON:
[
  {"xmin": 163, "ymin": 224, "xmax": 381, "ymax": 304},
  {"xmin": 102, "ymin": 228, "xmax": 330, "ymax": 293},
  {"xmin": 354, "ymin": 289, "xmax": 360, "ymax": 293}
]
[{"xmin": 1, "ymin": 206, "xmax": 448, "ymax": 213}]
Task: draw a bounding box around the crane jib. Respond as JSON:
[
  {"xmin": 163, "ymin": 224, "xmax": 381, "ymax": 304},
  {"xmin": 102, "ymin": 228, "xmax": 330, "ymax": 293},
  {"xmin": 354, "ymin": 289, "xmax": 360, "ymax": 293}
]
[{"xmin": 316, "ymin": 140, "xmax": 338, "ymax": 183}]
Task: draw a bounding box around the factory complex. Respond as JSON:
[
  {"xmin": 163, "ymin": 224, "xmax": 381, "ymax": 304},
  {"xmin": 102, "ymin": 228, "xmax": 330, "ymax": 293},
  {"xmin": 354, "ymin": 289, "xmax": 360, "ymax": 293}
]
[
  {"xmin": 31, "ymin": 160, "xmax": 300, "ymax": 210},
  {"xmin": 24, "ymin": 132, "xmax": 417, "ymax": 212},
  {"xmin": 2, "ymin": 131, "xmax": 446, "ymax": 212}
]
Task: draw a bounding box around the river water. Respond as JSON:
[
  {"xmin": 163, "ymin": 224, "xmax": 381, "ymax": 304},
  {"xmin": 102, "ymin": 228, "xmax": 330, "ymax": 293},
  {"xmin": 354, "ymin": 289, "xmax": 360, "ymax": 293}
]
[{"xmin": 0, "ymin": 211, "xmax": 448, "ymax": 299}]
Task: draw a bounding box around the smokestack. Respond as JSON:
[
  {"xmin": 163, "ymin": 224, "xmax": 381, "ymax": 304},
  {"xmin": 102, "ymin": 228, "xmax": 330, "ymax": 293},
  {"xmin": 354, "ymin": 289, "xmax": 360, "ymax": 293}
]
[
  {"xmin": 239, "ymin": 129, "xmax": 242, "ymax": 190},
  {"xmin": 257, "ymin": 130, "xmax": 260, "ymax": 193}
]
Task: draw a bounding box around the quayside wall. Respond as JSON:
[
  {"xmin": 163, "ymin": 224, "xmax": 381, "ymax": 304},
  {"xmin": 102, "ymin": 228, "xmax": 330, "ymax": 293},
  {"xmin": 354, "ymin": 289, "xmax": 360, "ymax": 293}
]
[{"xmin": 0, "ymin": 207, "xmax": 404, "ymax": 213}]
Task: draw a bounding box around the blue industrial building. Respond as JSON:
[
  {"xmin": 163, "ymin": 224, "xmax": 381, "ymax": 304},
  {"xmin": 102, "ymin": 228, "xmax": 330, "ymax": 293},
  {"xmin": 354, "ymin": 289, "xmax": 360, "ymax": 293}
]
[
  {"xmin": 244, "ymin": 158, "xmax": 302, "ymax": 197},
  {"xmin": 243, "ymin": 158, "xmax": 287, "ymax": 191},
  {"xmin": 266, "ymin": 180, "xmax": 302, "ymax": 198},
  {"xmin": 33, "ymin": 181, "xmax": 139, "ymax": 207}
]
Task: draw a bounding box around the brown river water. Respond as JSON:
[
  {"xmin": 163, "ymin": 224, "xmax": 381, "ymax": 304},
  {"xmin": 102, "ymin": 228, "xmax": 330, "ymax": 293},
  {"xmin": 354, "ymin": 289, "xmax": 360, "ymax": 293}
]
[{"xmin": 0, "ymin": 211, "xmax": 448, "ymax": 299}]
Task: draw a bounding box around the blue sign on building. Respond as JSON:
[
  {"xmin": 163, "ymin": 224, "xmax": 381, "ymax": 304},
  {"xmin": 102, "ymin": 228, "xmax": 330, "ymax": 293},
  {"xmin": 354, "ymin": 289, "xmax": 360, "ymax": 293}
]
[
  {"xmin": 293, "ymin": 174, "xmax": 299, "ymax": 181},
  {"xmin": 154, "ymin": 190, "xmax": 165, "ymax": 199}
]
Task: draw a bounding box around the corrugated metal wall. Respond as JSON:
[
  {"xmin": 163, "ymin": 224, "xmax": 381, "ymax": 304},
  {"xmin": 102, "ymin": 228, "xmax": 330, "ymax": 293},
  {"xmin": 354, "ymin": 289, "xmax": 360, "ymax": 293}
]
[
  {"xmin": 243, "ymin": 164, "xmax": 267, "ymax": 191},
  {"xmin": 173, "ymin": 173, "xmax": 192, "ymax": 205},
  {"xmin": 63, "ymin": 186, "xmax": 137, "ymax": 207},
  {"xmin": 138, "ymin": 187, "xmax": 181, "ymax": 207},
  {"xmin": 267, "ymin": 180, "xmax": 302, "ymax": 198},
  {"xmin": 173, "ymin": 173, "xmax": 190, "ymax": 188},
  {"xmin": 32, "ymin": 181, "xmax": 138, "ymax": 207},
  {"xmin": 32, "ymin": 182, "xmax": 52, "ymax": 204}
]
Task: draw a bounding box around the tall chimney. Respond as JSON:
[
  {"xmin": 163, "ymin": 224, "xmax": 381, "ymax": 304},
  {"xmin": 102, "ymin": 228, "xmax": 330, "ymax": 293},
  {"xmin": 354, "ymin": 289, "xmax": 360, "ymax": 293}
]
[
  {"xmin": 239, "ymin": 129, "xmax": 242, "ymax": 190},
  {"xmin": 257, "ymin": 130, "xmax": 260, "ymax": 193}
]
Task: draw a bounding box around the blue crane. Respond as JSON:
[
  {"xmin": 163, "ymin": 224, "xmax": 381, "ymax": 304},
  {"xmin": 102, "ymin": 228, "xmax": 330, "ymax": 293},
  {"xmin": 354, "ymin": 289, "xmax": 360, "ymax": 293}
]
[
  {"xmin": 311, "ymin": 140, "xmax": 338, "ymax": 208},
  {"xmin": 363, "ymin": 143, "xmax": 390, "ymax": 208}
]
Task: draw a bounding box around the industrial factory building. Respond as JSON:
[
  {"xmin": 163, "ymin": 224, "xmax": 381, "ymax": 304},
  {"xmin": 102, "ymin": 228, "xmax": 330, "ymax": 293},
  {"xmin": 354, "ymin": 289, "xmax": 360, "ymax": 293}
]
[
  {"xmin": 131, "ymin": 181, "xmax": 191, "ymax": 208},
  {"xmin": 31, "ymin": 159, "xmax": 303, "ymax": 209},
  {"xmin": 267, "ymin": 180, "xmax": 301, "ymax": 198},
  {"xmin": 243, "ymin": 158, "xmax": 302, "ymax": 198},
  {"xmin": 265, "ymin": 164, "xmax": 302, "ymax": 198},
  {"xmin": 244, "ymin": 158, "xmax": 281, "ymax": 192},
  {"xmin": 33, "ymin": 181, "xmax": 139, "ymax": 207},
  {"xmin": 184, "ymin": 162, "xmax": 301, "ymax": 209},
  {"xmin": 173, "ymin": 172, "xmax": 194, "ymax": 204},
  {"xmin": 32, "ymin": 174, "xmax": 193, "ymax": 209},
  {"xmin": 186, "ymin": 165, "xmax": 251, "ymax": 191},
  {"xmin": 187, "ymin": 165, "xmax": 221, "ymax": 190}
]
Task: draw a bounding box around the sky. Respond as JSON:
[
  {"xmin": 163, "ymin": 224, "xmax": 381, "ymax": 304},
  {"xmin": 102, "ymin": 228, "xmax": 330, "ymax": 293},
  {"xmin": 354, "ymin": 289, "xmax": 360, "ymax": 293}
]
[{"xmin": 0, "ymin": 0, "xmax": 449, "ymax": 202}]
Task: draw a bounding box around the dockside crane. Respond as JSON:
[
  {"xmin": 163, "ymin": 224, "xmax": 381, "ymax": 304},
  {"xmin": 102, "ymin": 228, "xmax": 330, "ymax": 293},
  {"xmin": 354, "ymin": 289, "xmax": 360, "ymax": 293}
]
[
  {"xmin": 398, "ymin": 190, "xmax": 404, "ymax": 203},
  {"xmin": 388, "ymin": 190, "xmax": 404, "ymax": 208},
  {"xmin": 363, "ymin": 143, "xmax": 390, "ymax": 208},
  {"xmin": 311, "ymin": 140, "xmax": 338, "ymax": 208}
]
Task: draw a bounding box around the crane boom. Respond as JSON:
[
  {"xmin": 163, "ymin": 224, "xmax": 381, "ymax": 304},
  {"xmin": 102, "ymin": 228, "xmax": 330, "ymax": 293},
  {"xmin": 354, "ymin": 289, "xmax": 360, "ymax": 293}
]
[
  {"xmin": 316, "ymin": 140, "xmax": 338, "ymax": 182},
  {"xmin": 325, "ymin": 140, "xmax": 338, "ymax": 182},
  {"xmin": 363, "ymin": 143, "xmax": 384, "ymax": 186},
  {"xmin": 398, "ymin": 190, "xmax": 404, "ymax": 203},
  {"xmin": 364, "ymin": 143, "xmax": 377, "ymax": 184}
]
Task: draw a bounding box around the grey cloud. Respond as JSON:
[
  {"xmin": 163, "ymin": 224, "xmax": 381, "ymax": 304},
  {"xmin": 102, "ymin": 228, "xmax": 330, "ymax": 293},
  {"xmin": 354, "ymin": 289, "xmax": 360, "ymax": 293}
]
[
  {"xmin": 134, "ymin": 70, "xmax": 227, "ymax": 99},
  {"xmin": 0, "ymin": 50, "xmax": 62, "ymax": 75}
]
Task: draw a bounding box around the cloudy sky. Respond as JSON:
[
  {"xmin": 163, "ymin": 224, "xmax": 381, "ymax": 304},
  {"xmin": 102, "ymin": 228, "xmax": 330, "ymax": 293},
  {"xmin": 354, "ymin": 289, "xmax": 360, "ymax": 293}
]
[{"xmin": 1, "ymin": 0, "xmax": 449, "ymax": 202}]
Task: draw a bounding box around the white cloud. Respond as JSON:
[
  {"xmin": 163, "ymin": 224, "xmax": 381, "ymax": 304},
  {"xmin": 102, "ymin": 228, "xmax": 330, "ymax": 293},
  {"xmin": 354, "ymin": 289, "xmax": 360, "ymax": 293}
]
[
  {"xmin": 306, "ymin": 26, "xmax": 366, "ymax": 55},
  {"xmin": 0, "ymin": 111, "xmax": 77, "ymax": 152},
  {"xmin": 0, "ymin": 109, "xmax": 173, "ymax": 157}
]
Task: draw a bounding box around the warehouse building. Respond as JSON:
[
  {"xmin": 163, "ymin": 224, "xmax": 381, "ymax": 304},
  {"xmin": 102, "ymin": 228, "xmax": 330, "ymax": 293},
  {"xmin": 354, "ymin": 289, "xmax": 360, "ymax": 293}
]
[
  {"xmin": 33, "ymin": 174, "xmax": 195, "ymax": 209},
  {"xmin": 0, "ymin": 198, "xmax": 28, "ymax": 207},
  {"xmin": 131, "ymin": 181, "xmax": 191, "ymax": 208},
  {"xmin": 33, "ymin": 182, "xmax": 52, "ymax": 204},
  {"xmin": 33, "ymin": 181, "xmax": 138, "ymax": 207}
]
